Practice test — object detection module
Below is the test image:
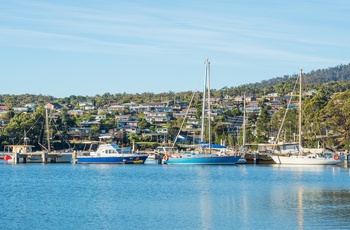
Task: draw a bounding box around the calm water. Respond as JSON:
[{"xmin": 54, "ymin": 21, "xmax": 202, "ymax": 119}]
[{"xmin": 0, "ymin": 160, "xmax": 349, "ymax": 230}]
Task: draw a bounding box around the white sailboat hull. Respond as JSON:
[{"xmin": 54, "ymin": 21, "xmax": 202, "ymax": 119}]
[{"xmin": 271, "ymin": 155, "xmax": 342, "ymax": 165}]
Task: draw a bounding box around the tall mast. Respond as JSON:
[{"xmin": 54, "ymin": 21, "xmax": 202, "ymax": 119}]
[
  {"xmin": 298, "ymin": 69, "xmax": 302, "ymax": 152},
  {"xmin": 201, "ymin": 59, "xmax": 208, "ymax": 143},
  {"xmin": 207, "ymin": 59, "xmax": 211, "ymax": 152},
  {"xmin": 45, "ymin": 108, "xmax": 51, "ymax": 152},
  {"xmin": 243, "ymin": 94, "xmax": 246, "ymax": 147}
]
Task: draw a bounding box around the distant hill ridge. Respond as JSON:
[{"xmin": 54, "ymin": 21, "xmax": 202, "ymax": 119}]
[
  {"xmin": 1, "ymin": 63, "xmax": 350, "ymax": 108},
  {"xmin": 236, "ymin": 63, "xmax": 350, "ymax": 89}
]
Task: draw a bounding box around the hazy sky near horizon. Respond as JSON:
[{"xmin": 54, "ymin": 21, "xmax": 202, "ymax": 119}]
[{"xmin": 1, "ymin": 0, "xmax": 349, "ymax": 98}]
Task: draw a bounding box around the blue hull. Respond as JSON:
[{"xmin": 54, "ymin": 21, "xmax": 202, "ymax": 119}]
[
  {"xmin": 77, "ymin": 155, "xmax": 148, "ymax": 164},
  {"xmin": 165, "ymin": 155, "xmax": 241, "ymax": 165}
]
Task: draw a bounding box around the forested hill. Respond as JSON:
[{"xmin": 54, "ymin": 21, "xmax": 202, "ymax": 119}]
[
  {"xmin": 233, "ymin": 63, "xmax": 350, "ymax": 89},
  {"xmin": 1, "ymin": 63, "xmax": 350, "ymax": 107},
  {"xmin": 306, "ymin": 63, "xmax": 350, "ymax": 83},
  {"xmin": 222, "ymin": 63, "xmax": 350, "ymax": 96}
]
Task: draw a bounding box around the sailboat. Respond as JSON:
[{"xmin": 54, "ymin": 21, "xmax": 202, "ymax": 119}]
[
  {"xmin": 164, "ymin": 59, "xmax": 241, "ymax": 165},
  {"xmin": 270, "ymin": 70, "xmax": 343, "ymax": 165}
]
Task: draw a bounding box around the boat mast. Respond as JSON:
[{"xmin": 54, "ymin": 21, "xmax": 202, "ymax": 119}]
[
  {"xmin": 201, "ymin": 59, "xmax": 208, "ymax": 143},
  {"xmin": 298, "ymin": 69, "xmax": 302, "ymax": 153},
  {"xmin": 243, "ymin": 94, "xmax": 246, "ymax": 148},
  {"xmin": 45, "ymin": 108, "xmax": 51, "ymax": 152},
  {"xmin": 207, "ymin": 59, "xmax": 211, "ymax": 152}
]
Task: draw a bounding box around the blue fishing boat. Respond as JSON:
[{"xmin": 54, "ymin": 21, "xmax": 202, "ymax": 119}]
[
  {"xmin": 164, "ymin": 59, "xmax": 241, "ymax": 165},
  {"xmin": 76, "ymin": 143, "xmax": 148, "ymax": 164}
]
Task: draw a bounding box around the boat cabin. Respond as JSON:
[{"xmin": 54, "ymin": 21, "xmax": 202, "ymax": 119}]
[
  {"xmin": 155, "ymin": 146, "xmax": 178, "ymax": 154},
  {"xmin": 258, "ymin": 143, "xmax": 299, "ymax": 155}
]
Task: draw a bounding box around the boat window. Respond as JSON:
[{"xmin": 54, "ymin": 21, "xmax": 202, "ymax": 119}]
[{"xmin": 284, "ymin": 145, "xmax": 297, "ymax": 150}]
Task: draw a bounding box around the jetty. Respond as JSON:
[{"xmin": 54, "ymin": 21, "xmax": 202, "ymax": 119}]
[{"xmin": 3, "ymin": 144, "xmax": 72, "ymax": 164}]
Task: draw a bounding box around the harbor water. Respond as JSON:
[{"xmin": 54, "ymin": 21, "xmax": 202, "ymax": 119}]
[{"xmin": 0, "ymin": 160, "xmax": 349, "ymax": 230}]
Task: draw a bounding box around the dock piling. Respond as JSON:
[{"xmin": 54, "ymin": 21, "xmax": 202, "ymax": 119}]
[
  {"xmin": 42, "ymin": 152, "xmax": 47, "ymax": 164},
  {"xmin": 72, "ymin": 150, "xmax": 77, "ymax": 164},
  {"xmin": 14, "ymin": 152, "xmax": 18, "ymax": 164},
  {"xmin": 157, "ymin": 153, "xmax": 164, "ymax": 164}
]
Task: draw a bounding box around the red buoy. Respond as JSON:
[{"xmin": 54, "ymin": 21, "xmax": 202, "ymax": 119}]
[{"xmin": 4, "ymin": 155, "xmax": 12, "ymax": 161}]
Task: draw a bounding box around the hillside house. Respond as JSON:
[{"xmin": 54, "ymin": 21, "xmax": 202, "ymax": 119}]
[
  {"xmin": 13, "ymin": 107, "xmax": 30, "ymax": 113},
  {"xmin": 130, "ymin": 105, "xmax": 150, "ymax": 113},
  {"xmin": 233, "ymin": 96, "xmax": 244, "ymax": 102},
  {"xmin": 145, "ymin": 102, "xmax": 167, "ymax": 109},
  {"xmin": 155, "ymin": 107, "xmax": 173, "ymax": 113},
  {"xmin": 94, "ymin": 114, "xmax": 107, "ymax": 121},
  {"xmin": 221, "ymin": 101, "xmax": 239, "ymax": 108},
  {"xmin": 79, "ymin": 102, "xmax": 96, "ymax": 111},
  {"xmin": 24, "ymin": 103, "xmax": 36, "ymax": 111},
  {"xmin": 156, "ymin": 127, "xmax": 169, "ymax": 134},
  {"xmin": 145, "ymin": 116, "xmax": 170, "ymax": 124},
  {"xmin": 115, "ymin": 115, "xmax": 132, "ymax": 121},
  {"xmin": 118, "ymin": 119, "xmax": 138, "ymax": 127},
  {"xmin": 108, "ymin": 105, "xmax": 125, "ymax": 112},
  {"xmin": 245, "ymin": 96, "xmax": 256, "ymax": 103},
  {"xmin": 68, "ymin": 110, "xmax": 84, "ymax": 116},
  {"xmin": 172, "ymin": 112, "xmax": 187, "ymax": 119},
  {"xmin": 116, "ymin": 124, "xmax": 139, "ymax": 134},
  {"xmin": 0, "ymin": 105, "xmax": 10, "ymax": 113},
  {"xmin": 45, "ymin": 103, "xmax": 63, "ymax": 110},
  {"xmin": 171, "ymin": 102, "xmax": 189, "ymax": 111},
  {"xmin": 245, "ymin": 106, "xmax": 260, "ymax": 114},
  {"xmin": 67, "ymin": 127, "xmax": 89, "ymax": 140},
  {"xmin": 79, "ymin": 120, "xmax": 100, "ymax": 127},
  {"xmin": 144, "ymin": 111, "xmax": 170, "ymax": 124}
]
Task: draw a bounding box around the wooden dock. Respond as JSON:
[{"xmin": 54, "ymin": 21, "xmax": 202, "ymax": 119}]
[{"xmin": 3, "ymin": 144, "xmax": 73, "ymax": 164}]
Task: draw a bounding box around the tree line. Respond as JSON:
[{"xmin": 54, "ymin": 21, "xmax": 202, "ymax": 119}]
[{"xmin": 1, "ymin": 63, "xmax": 350, "ymax": 151}]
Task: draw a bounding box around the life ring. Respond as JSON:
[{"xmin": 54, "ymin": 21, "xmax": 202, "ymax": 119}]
[{"xmin": 334, "ymin": 154, "xmax": 339, "ymax": 160}]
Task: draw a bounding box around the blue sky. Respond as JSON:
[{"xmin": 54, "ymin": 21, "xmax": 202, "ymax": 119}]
[{"xmin": 1, "ymin": 0, "xmax": 349, "ymax": 98}]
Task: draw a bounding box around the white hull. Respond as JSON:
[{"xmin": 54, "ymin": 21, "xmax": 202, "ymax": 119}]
[{"xmin": 271, "ymin": 155, "xmax": 342, "ymax": 165}]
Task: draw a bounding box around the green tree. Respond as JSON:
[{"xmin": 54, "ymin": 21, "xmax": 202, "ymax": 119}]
[
  {"xmin": 138, "ymin": 119, "xmax": 150, "ymax": 131},
  {"xmin": 255, "ymin": 106, "xmax": 270, "ymax": 143},
  {"xmin": 321, "ymin": 90, "xmax": 350, "ymax": 145},
  {"xmin": 88, "ymin": 125, "xmax": 100, "ymax": 141},
  {"xmin": 128, "ymin": 133, "xmax": 139, "ymax": 151}
]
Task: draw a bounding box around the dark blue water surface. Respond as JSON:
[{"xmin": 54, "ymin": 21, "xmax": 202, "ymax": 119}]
[{"xmin": 0, "ymin": 160, "xmax": 349, "ymax": 230}]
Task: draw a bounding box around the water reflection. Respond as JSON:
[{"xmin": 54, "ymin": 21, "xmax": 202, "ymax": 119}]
[
  {"xmin": 297, "ymin": 187, "xmax": 304, "ymax": 230},
  {"xmin": 271, "ymin": 164, "xmax": 329, "ymax": 171},
  {"xmin": 1, "ymin": 163, "xmax": 349, "ymax": 229},
  {"xmin": 295, "ymin": 186, "xmax": 350, "ymax": 229},
  {"xmin": 196, "ymin": 166, "xmax": 213, "ymax": 230}
]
